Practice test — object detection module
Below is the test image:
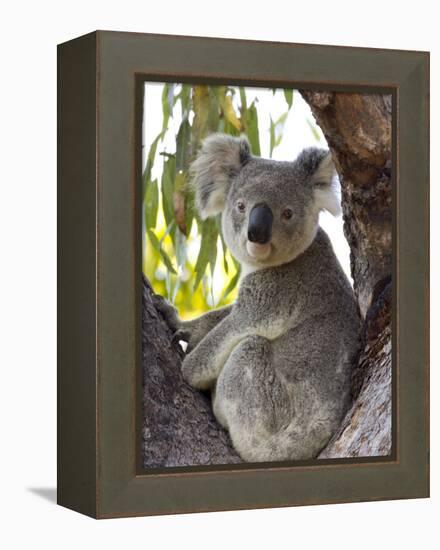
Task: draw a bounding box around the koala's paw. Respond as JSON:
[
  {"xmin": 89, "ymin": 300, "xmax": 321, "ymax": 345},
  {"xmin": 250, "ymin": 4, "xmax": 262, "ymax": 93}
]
[
  {"xmin": 171, "ymin": 328, "xmax": 191, "ymax": 347},
  {"xmin": 181, "ymin": 354, "xmax": 200, "ymax": 388},
  {"xmin": 152, "ymin": 294, "xmax": 180, "ymax": 332}
]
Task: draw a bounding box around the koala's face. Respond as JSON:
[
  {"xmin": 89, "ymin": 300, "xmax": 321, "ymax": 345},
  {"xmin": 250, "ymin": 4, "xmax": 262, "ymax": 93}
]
[
  {"xmin": 191, "ymin": 134, "xmax": 340, "ymax": 272},
  {"xmin": 222, "ymin": 159, "xmax": 320, "ymax": 270}
]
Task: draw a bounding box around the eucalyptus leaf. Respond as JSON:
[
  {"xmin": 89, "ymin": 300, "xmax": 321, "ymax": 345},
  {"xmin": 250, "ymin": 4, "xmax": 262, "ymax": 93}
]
[
  {"xmin": 219, "ymin": 232, "xmax": 229, "ymax": 274},
  {"xmin": 175, "ymin": 226, "xmax": 187, "ymax": 268},
  {"xmin": 161, "ymin": 157, "xmax": 177, "ymax": 245},
  {"xmin": 217, "ymin": 216, "xmax": 229, "ymax": 274},
  {"xmin": 193, "ymin": 219, "xmax": 218, "ymax": 291},
  {"xmin": 147, "ymin": 229, "xmax": 177, "ymax": 274},
  {"xmin": 209, "ymin": 233, "xmax": 218, "ymax": 278},
  {"xmin": 269, "ymin": 111, "xmax": 289, "ymax": 156},
  {"xmin": 175, "ymin": 118, "xmax": 191, "ymax": 172},
  {"xmin": 269, "ymin": 115, "xmax": 276, "ymax": 158},
  {"xmin": 192, "ymin": 85, "xmax": 211, "ymax": 151},
  {"xmin": 222, "ymin": 266, "xmax": 241, "ymax": 299},
  {"xmin": 244, "ymin": 102, "xmax": 261, "ymax": 156},
  {"xmin": 167, "ymin": 84, "xmax": 176, "ymax": 111},
  {"xmin": 159, "ymin": 221, "xmax": 176, "ymax": 246},
  {"xmin": 142, "ymin": 130, "xmax": 164, "ymax": 196},
  {"xmin": 184, "ymin": 187, "xmax": 195, "ymax": 237},
  {"xmin": 161, "ymin": 84, "xmax": 172, "ymax": 132},
  {"xmin": 179, "ymin": 84, "xmax": 192, "ymax": 119},
  {"xmin": 173, "ymin": 171, "xmax": 187, "ymax": 234},
  {"xmin": 144, "ymin": 178, "xmax": 158, "ymax": 229},
  {"xmin": 171, "ymin": 277, "xmax": 181, "ymax": 304},
  {"xmin": 284, "ymin": 89, "xmax": 294, "ymax": 109},
  {"xmin": 221, "ymin": 94, "xmax": 241, "ymax": 131},
  {"xmin": 161, "ymin": 157, "xmax": 175, "ymax": 226},
  {"xmin": 239, "ymin": 87, "xmax": 247, "ymax": 111},
  {"xmin": 275, "ymin": 111, "xmax": 289, "ymax": 127}
]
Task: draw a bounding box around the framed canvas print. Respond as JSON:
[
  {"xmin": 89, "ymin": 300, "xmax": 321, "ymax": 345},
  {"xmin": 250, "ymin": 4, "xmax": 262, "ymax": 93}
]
[{"xmin": 57, "ymin": 31, "xmax": 429, "ymax": 518}]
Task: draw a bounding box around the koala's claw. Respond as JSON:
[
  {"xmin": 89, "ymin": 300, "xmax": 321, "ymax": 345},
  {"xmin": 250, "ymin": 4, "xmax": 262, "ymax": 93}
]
[
  {"xmin": 152, "ymin": 293, "xmax": 171, "ymax": 311},
  {"xmin": 171, "ymin": 329, "xmax": 191, "ymax": 346},
  {"xmin": 170, "ymin": 330, "xmax": 190, "ymax": 357},
  {"xmin": 152, "ymin": 293, "xmax": 180, "ymax": 331}
]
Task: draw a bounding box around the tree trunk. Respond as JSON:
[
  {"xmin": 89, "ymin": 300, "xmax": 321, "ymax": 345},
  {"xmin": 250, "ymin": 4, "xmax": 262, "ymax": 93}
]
[
  {"xmin": 300, "ymin": 91, "xmax": 392, "ymax": 458},
  {"xmin": 142, "ymin": 91, "xmax": 393, "ymax": 466},
  {"xmin": 142, "ymin": 276, "xmax": 241, "ymax": 468}
]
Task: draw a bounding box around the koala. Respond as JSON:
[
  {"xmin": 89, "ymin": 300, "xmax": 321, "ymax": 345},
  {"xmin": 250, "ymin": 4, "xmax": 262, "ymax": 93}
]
[{"xmin": 154, "ymin": 133, "xmax": 361, "ymax": 463}]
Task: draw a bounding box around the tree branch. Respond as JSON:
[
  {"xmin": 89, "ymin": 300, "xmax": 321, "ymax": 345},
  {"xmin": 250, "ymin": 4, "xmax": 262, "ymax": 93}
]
[
  {"xmin": 300, "ymin": 91, "xmax": 392, "ymax": 458},
  {"xmin": 142, "ymin": 276, "xmax": 242, "ymax": 468}
]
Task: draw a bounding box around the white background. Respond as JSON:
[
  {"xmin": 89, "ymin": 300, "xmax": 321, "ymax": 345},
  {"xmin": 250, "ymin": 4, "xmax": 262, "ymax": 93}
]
[{"xmin": 0, "ymin": 1, "xmax": 437, "ymax": 548}]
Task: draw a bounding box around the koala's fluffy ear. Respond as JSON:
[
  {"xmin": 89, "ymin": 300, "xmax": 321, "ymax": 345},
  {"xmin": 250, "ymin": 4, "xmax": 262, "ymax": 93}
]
[
  {"xmin": 313, "ymin": 153, "xmax": 341, "ymax": 217},
  {"xmin": 299, "ymin": 148, "xmax": 341, "ymax": 217},
  {"xmin": 190, "ymin": 133, "xmax": 251, "ymax": 220}
]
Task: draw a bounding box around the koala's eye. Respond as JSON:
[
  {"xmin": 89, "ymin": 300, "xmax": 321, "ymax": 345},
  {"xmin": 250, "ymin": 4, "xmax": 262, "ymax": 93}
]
[
  {"xmin": 282, "ymin": 208, "xmax": 293, "ymax": 220},
  {"xmin": 236, "ymin": 200, "xmax": 246, "ymax": 213}
]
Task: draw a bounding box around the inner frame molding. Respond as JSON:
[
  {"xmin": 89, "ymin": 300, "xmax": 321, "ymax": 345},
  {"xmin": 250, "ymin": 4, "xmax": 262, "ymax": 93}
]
[{"xmin": 135, "ymin": 76, "xmax": 397, "ymax": 474}]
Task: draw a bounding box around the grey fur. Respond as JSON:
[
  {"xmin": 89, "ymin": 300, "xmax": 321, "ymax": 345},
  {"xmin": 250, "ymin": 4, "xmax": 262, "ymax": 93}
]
[
  {"xmin": 154, "ymin": 134, "xmax": 360, "ymax": 462},
  {"xmin": 190, "ymin": 134, "xmax": 251, "ymax": 219}
]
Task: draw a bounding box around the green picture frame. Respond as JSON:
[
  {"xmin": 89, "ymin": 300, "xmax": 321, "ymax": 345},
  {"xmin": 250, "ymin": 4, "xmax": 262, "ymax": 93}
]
[{"xmin": 57, "ymin": 31, "xmax": 429, "ymax": 518}]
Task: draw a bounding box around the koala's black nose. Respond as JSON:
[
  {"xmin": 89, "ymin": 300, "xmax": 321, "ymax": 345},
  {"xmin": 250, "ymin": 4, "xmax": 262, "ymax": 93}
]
[{"xmin": 248, "ymin": 203, "xmax": 273, "ymax": 244}]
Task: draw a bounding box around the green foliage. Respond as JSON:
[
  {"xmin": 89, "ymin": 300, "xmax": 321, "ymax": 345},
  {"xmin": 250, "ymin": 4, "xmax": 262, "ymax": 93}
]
[
  {"xmin": 269, "ymin": 112, "xmax": 289, "ymax": 158},
  {"xmin": 142, "ymin": 85, "xmax": 298, "ymax": 318},
  {"xmin": 284, "ymin": 89, "xmax": 294, "ymax": 109}
]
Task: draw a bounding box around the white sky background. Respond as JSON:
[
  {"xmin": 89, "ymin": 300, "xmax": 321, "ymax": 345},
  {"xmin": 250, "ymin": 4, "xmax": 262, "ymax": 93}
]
[{"xmin": 143, "ymin": 83, "xmax": 352, "ymax": 284}]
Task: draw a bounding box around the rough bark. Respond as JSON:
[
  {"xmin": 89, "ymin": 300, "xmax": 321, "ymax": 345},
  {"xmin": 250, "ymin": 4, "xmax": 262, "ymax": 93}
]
[
  {"xmin": 319, "ymin": 280, "xmax": 392, "ymax": 457},
  {"xmin": 300, "ymin": 91, "xmax": 392, "ymax": 458},
  {"xmin": 301, "ymin": 92, "xmax": 392, "ymax": 317},
  {"xmin": 142, "ymin": 276, "xmax": 241, "ymax": 467},
  {"xmin": 142, "ymin": 91, "xmax": 393, "ymax": 466}
]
